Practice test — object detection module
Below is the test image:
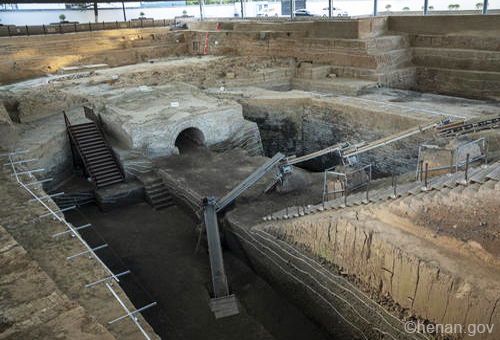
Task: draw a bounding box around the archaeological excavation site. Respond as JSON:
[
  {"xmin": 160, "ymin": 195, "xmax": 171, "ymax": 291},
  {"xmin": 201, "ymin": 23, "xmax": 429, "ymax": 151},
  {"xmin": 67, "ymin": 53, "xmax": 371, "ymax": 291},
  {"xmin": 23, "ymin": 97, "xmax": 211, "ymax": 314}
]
[{"xmin": 1, "ymin": 5, "xmax": 500, "ymax": 340}]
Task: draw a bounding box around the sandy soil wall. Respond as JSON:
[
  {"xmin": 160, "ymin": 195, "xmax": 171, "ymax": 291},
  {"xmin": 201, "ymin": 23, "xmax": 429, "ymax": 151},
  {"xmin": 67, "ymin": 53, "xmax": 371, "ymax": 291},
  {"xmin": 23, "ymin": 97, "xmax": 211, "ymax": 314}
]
[{"xmin": 261, "ymin": 185, "xmax": 500, "ymax": 339}]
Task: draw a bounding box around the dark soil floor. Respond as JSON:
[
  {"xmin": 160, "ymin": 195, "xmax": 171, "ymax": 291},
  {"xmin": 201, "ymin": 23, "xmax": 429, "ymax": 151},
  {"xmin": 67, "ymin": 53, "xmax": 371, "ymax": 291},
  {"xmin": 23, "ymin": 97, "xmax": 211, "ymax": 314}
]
[{"xmin": 65, "ymin": 201, "xmax": 331, "ymax": 340}]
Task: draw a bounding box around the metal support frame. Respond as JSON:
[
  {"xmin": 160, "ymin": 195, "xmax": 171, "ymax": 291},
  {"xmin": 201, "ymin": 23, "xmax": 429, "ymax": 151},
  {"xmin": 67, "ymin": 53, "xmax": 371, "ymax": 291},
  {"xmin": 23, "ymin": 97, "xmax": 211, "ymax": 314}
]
[
  {"xmin": 323, "ymin": 164, "xmax": 372, "ymax": 204},
  {"xmin": 52, "ymin": 223, "xmax": 91, "ymax": 238},
  {"xmin": 416, "ymin": 138, "xmax": 487, "ymax": 179},
  {"xmin": 25, "ymin": 178, "xmax": 53, "ymax": 186},
  {"xmin": 217, "ymin": 153, "xmax": 285, "ymax": 212},
  {"xmin": 290, "ymin": 0, "xmax": 295, "ymax": 21},
  {"xmin": 203, "ymin": 197, "xmax": 230, "ymax": 298},
  {"xmin": 86, "ymin": 270, "xmax": 130, "ymax": 288},
  {"xmin": 14, "ymin": 168, "xmax": 45, "ymax": 176},
  {"xmin": 30, "ymin": 192, "xmax": 64, "ymax": 202},
  {"xmin": 423, "ymin": 0, "xmax": 429, "ymax": 15},
  {"xmin": 464, "ymin": 154, "xmax": 470, "ymax": 182},
  {"xmin": 2, "ymin": 151, "xmax": 156, "ymax": 339},
  {"xmin": 328, "ymin": 0, "xmax": 333, "ymax": 18},
  {"xmin": 373, "ymin": 0, "xmax": 378, "ymax": 16},
  {"xmin": 199, "ymin": 0, "xmax": 205, "ymax": 21},
  {"xmin": 392, "ymin": 173, "xmax": 398, "ymax": 198},
  {"xmin": 39, "ymin": 205, "xmax": 75, "ymax": 219},
  {"xmin": 483, "ymin": 0, "xmax": 489, "ymax": 14},
  {"xmin": 3, "ymin": 158, "xmax": 37, "ymax": 166},
  {"xmin": 424, "ymin": 162, "xmax": 429, "ymax": 188},
  {"xmin": 67, "ymin": 243, "xmax": 108, "ymax": 260},
  {"xmin": 109, "ymin": 302, "xmax": 158, "ymax": 325},
  {"xmin": 105, "ymin": 283, "xmax": 155, "ymax": 340},
  {"xmin": 455, "ymin": 137, "xmax": 487, "ymax": 170},
  {"xmin": 240, "ymin": 0, "xmax": 245, "ymax": 18}
]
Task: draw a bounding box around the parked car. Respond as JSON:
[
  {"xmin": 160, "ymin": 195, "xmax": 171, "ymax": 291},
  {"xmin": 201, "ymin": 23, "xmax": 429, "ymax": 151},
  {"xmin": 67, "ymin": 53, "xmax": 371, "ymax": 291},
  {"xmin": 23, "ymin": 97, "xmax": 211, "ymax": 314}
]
[
  {"xmin": 321, "ymin": 7, "xmax": 349, "ymax": 17},
  {"xmin": 293, "ymin": 9, "xmax": 317, "ymax": 17}
]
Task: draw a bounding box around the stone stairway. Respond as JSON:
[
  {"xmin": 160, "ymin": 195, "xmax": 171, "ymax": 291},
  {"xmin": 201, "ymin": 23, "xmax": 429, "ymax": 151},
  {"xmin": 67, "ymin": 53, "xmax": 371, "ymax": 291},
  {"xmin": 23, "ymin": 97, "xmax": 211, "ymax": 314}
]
[
  {"xmin": 144, "ymin": 177, "xmax": 175, "ymax": 211},
  {"xmin": 264, "ymin": 161, "xmax": 500, "ymax": 221}
]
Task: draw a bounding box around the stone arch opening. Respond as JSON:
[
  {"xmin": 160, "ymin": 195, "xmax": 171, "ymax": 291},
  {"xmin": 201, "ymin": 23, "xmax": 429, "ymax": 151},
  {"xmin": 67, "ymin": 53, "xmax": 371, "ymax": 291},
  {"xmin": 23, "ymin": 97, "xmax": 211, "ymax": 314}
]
[{"xmin": 174, "ymin": 127, "xmax": 205, "ymax": 153}]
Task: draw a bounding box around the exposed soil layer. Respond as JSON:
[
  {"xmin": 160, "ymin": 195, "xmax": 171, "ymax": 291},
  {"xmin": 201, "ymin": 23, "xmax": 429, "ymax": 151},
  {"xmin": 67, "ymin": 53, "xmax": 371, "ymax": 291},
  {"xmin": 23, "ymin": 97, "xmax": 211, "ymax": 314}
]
[{"xmin": 64, "ymin": 202, "xmax": 331, "ymax": 340}]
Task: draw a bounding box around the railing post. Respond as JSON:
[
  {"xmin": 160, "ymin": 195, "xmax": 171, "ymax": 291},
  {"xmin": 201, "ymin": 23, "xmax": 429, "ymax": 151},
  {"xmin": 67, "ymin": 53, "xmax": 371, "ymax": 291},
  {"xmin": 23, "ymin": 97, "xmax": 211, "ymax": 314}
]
[
  {"xmin": 423, "ymin": 0, "xmax": 429, "ymax": 15},
  {"xmin": 122, "ymin": 1, "xmax": 127, "ymax": 21},
  {"xmin": 419, "ymin": 159, "xmax": 424, "ymax": 181},
  {"xmin": 344, "ymin": 176, "xmax": 348, "ymax": 206},
  {"xmin": 26, "ymin": 25, "xmax": 29, "ymax": 36},
  {"xmin": 392, "ymin": 173, "xmax": 397, "ymax": 198},
  {"xmin": 464, "ymin": 153, "xmax": 470, "ymax": 183},
  {"xmin": 373, "ymin": 0, "xmax": 378, "ymax": 16},
  {"xmin": 483, "ymin": 0, "xmax": 489, "ymax": 14},
  {"xmin": 366, "ymin": 165, "xmax": 371, "ymax": 202},
  {"xmin": 450, "ymin": 150, "xmax": 454, "ymax": 173},
  {"xmin": 424, "ymin": 162, "xmax": 429, "ymax": 189},
  {"xmin": 199, "ymin": 0, "xmax": 205, "ymax": 21}
]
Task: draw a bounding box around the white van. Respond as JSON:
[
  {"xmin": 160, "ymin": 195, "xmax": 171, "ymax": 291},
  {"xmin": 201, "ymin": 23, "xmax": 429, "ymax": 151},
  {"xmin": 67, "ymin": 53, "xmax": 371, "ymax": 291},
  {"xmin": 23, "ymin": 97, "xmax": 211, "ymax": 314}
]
[{"xmin": 321, "ymin": 7, "xmax": 349, "ymax": 17}]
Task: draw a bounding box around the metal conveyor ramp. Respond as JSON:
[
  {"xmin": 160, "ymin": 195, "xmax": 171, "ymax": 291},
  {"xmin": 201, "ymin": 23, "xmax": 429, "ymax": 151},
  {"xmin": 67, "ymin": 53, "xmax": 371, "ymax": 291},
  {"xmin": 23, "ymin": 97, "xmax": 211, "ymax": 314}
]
[{"xmin": 202, "ymin": 153, "xmax": 285, "ymax": 318}]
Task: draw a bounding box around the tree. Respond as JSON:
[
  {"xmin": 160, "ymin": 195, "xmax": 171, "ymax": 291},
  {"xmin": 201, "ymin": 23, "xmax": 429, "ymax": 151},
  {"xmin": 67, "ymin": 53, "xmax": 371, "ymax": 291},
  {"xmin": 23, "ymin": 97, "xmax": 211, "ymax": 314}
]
[
  {"xmin": 476, "ymin": 2, "xmax": 483, "ymax": 9},
  {"xmin": 59, "ymin": 14, "xmax": 66, "ymax": 22},
  {"xmin": 139, "ymin": 11, "xmax": 145, "ymax": 18},
  {"xmin": 385, "ymin": 4, "xmax": 392, "ymax": 11},
  {"xmin": 429, "ymin": 5, "xmax": 434, "ymax": 10},
  {"xmin": 402, "ymin": 6, "xmax": 410, "ymax": 10}
]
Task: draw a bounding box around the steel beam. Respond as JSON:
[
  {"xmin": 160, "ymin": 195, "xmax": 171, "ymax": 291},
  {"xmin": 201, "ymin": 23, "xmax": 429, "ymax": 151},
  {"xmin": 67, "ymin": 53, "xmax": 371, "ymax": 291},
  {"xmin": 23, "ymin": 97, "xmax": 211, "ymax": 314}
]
[
  {"xmin": 203, "ymin": 197, "xmax": 229, "ymax": 298},
  {"xmin": 199, "ymin": 0, "xmax": 205, "ymax": 20},
  {"xmin": 216, "ymin": 152, "xmax": 285, "ymax": 212}
]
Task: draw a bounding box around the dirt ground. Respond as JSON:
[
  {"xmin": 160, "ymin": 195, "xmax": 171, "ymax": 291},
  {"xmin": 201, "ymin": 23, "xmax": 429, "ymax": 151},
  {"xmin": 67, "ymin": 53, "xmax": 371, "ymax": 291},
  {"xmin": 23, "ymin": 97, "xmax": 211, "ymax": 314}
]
[{"xmin": 64, "ymin": 201, "xmax": 331, "ymax": 340}]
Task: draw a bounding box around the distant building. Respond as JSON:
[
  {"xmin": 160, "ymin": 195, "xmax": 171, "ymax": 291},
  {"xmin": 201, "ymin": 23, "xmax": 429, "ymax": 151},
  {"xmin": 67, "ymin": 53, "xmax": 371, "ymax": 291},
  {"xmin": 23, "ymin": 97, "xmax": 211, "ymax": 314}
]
[
  {"xmin": 141, "ymin": 1, "xmax": 187, "ymax": 7},
  {"xmin": 281, "ymin": 0, "xmax": 306, "ymax": 15}
]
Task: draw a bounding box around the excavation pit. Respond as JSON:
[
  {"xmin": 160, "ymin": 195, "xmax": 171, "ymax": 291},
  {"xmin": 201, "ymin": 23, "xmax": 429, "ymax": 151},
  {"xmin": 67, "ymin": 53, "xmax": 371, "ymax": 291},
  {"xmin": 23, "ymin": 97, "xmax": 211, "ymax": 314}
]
[{"xmin": 1, "ymin": 17, "xmax": 500, "ymax": 339}]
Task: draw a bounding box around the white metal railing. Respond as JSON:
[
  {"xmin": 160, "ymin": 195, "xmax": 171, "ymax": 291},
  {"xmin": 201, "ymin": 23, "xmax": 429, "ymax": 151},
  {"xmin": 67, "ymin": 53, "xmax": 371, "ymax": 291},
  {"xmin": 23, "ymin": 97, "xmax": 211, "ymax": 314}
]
[{"xmin": 2, "ymin": 150, "xmax": 157, "ymax": 340}]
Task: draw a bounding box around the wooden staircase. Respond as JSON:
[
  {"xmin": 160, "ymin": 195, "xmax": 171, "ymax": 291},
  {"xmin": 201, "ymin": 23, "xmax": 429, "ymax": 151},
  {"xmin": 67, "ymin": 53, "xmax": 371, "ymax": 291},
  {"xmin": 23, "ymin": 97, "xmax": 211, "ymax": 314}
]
[{"xmin": 64, "ymin": 112, "xmax": 125, "ymax": 189}]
